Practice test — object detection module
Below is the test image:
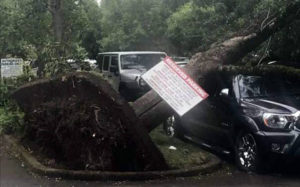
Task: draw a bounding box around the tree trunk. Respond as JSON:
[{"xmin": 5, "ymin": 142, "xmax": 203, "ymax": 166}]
[
  {"xmin": 132, "ymin": 2, "xmax": 300, "ymax": 132},
  {"xmin": 48, "ymin": 0, "xmax": 64, "ymax": 43}
]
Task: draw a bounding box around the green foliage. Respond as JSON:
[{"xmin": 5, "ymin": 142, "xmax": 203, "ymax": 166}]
[
  {"xmin": 0, "ymin": 60, "xmax": 35, "ymax": 106},
  {"xmin": 166, "ymin": 0, "xmax": 292, "ymax": 56},
  {"xmin": 0, "ymin": 0, "xmax": 299, "ymax": 66},
  {"xmin": 0, "ymin": 73, "xmax": 35, "ymax": 107},
  {"xmin": 0, "ymin": 65, "xmax": 33, "ymax": 134},
  {"xmin": 167, "ymin": 1, "xmax": 227, "ymax": 55},
  {"xmin": 0, "ymin": 76, "xmax": 29, "ymax": 135},
  {"xmin": 0, "ymin": 0, "xmax": 102, "ymax": 76},
  {"xmin": 99, "ymin": 0, "xmax": 299, "ymax": 61},
  {"xmin": 268, "ymin": 20, "xmax": 300, "ymax": 61},
  {"xmin": 100, "ymin": 0, "xmax": 176, "ymax": 52},
  {"xmin": 0, "ymin": 107, "xmax": 24, "ymax": 135}
]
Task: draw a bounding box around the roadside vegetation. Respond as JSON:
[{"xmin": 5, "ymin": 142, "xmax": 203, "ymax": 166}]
[
  {"xmin": 0, "ymin": 0, "xmax": 299, "ymax": 78},
  {"xmin": 0, "ymin": 107, "xmax": 24, "ymax": 135},
  {"xmin": 150, "ymin": 125, "xmax": 209, "ymax": 169},
  {"xmin": 0, "ymin": 72, "xmax": 33, "ymax": 135}
]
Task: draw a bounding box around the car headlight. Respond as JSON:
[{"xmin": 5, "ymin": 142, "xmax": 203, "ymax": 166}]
[{"xmin": 263, "ymin": 113, "xmax": 289, "ymax": 129}]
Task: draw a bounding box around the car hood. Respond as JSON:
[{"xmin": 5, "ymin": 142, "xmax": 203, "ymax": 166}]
[
  {"xmin": 120, "ymin": 69, "xmax": 147, "ymax": 82},
  {"xmin": 242, "ymin": 96, "xmax": 300, "ymax": 114}
]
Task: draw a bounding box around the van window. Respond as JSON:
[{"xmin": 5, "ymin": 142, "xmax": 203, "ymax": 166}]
[
  {"xmin": 111, "ymin": 55, "xmax": 118, "ymax": 66},
  {"xmin": 103, "ymin": 56, "xmax": 110, "ymax": 71},
  {"xmin": 120, "ymin": 54, "xmax": 165, "ymax": 70},
  {"xmin": 97, "ymin": 55, "xmax": 103, "ymax": 70}
]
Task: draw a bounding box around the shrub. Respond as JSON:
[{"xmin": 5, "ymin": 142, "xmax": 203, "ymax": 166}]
[
  {"xmin": 0, "ymin": 70, "xmax": 33, "ymax": 134},
  {"xmin": 0, "ymin": 106, "xmax": 24, "ymax": 135},
  {"xmin": 0, "ymin": 72, "xmax": 35, "ymax": 107}
]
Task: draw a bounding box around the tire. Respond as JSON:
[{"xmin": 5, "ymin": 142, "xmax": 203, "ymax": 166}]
[{"xmin": 235, "ymin": 130, "xmax": 262, "ymax": 172}]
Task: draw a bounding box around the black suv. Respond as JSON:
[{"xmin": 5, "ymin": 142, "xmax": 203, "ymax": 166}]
[{"xmin": 170, "ymin": 74, "xmax": 300, "ymax": 172}]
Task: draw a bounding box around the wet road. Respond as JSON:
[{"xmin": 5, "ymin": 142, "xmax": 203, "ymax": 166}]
[{"xmin": 1, "ymin": 137, "xmax": 300, "ymax": 187}]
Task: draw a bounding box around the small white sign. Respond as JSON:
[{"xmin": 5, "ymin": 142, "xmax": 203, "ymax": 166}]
[
  {"xmin": 142, "ymin": 57, "xmax": 208, "ymax": 116},
  {"xmin": 1, "ymin": 58, "xmax": 24, "ymax": 78}
]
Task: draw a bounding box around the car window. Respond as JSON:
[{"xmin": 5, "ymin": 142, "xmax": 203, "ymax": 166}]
[
  {"xmin": 205, "ymin": 74, "xmax": 232, "ymax": 97},
  {"xmin": 238, "ymin": 75, "xmax": 300, "ymax": 98},
  {"xmin": 103, "ymin": 56, "xmax": 110, "ymax": 71},
  {"xmin": 97, "ymin": 55, "xmax": 103, "ymax": 70},
  {"xmin": 111, "ymin": 55, "xmax": 118, "ymax": 67},
  {"xmin": 120, "ymin": 54, "xmax": 165, "ymax": 70},
  {"xmin": 110, "ymin": 55, "xmax": 119, "ymax": 73}
]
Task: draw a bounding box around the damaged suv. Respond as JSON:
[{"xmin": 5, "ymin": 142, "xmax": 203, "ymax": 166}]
[{"xmin": 171, "ymin": 73, "xmax": 300, "ymax": 172}]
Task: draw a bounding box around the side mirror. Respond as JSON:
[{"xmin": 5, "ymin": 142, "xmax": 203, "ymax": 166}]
[{"xmin": 219, "ymin": 88, "xmax": 229, "ymax": 97}]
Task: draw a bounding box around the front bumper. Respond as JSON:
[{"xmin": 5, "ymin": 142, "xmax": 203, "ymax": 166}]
[{"xmin": 254, "ymin": 130, "xmax": 300, "ymax": 156}]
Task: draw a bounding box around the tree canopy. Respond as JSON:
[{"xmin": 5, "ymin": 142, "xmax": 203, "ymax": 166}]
[
  {"xmin": 0, "ymin": 0, "xmax": 102, "ymax": 60},
  {"xmin": 0, "ymin": 0, "xmax": 299, "ymax": 73}
]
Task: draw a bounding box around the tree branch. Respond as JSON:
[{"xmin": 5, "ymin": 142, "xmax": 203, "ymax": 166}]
[{"xmin": 132, "ymin": 1, "xmax": 300, "ymax": 131}]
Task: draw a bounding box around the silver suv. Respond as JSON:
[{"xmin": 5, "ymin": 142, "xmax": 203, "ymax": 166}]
[{"xmin": 97, "ymin": 51, "xmax": 167, "ymax": 100}]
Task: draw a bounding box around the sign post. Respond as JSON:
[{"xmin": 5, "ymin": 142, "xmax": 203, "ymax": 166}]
[
  {"xmin": 142, "ymin": 57, "xmax": 208, "ymax": 116},
  {"xmin": 1, "ymin": 58, "xmax": 24, "ymax": 78}
]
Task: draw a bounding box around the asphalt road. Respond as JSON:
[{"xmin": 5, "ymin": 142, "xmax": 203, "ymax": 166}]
[{"xmin": 1, "ymin": 136, "xmax": 300, "ymax": 187}]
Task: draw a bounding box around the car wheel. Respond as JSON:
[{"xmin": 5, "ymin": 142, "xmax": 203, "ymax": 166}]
[{"xmin": 235, "ymin": 130, "xmax": 261, "ymax": 172}]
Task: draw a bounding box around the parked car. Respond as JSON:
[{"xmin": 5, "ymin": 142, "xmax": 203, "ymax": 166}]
[
  {"xmin": 67, "ymin": 59, "xmax": 96, "ymax": 71},
  {"xmin": 166, "ymin": 73, "xmax": 300, "ymax": 172},
  {"xmin": 97, "ymin": 51, "xmax": 167, "ymax": 100},
  {"xmin": 171, "ymin": 56, "xmax": 190, "ymax": 67}
]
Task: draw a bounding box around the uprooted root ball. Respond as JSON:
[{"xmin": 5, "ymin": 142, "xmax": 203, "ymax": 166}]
[{"xmin": 13, "ymin": 72, "xmax": 168, "ymax": 171}]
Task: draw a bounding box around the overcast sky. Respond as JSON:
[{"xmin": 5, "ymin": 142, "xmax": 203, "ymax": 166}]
[{"xmin": 96, "ymin": 0, "xmax": 101, "ymax": 5}]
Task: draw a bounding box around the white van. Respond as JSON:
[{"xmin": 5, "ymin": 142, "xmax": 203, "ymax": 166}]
[{"xmin": 97, "ymin": 51, "xmax": 167, "ymax": 100}]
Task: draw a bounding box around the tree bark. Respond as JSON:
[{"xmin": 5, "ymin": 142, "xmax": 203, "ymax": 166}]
[
  {"xmin": 132, "ymin": 2, "xmax": 300, "ymax": 132},
  {"xmin": 48, "ymin": 0, "xmax": 64, "ymax": 43}
]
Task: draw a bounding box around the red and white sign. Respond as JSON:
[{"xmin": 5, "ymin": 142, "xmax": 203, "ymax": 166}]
[{"xmin": 142, "ymin": 57, "xmax": 208, "ymax": 116}]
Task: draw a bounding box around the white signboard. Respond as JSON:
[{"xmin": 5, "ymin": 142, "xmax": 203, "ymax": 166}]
[
  {"xmin": 142, "ymin": 57, "xmax": 208, "ymax": 116},
  {"xmin": 1, "ymin": 58, "xmax": 23, "ymax": 78}
]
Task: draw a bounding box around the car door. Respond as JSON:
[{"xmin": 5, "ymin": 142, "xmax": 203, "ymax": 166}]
[
  {"xmin": 179, "ymin": 74, "xmax": 221, "ymax": 145},
  {"xmin": 181, "ymin": 99, "xmax": 220, "ymax": 144},
  {"xmin": 204, "ymin": 78, "xmax": 235, "ymax": 149},
  {"xmin": 101, "ymin": 55, "xmax": 118, "ymax": 90},
  {"xmin": 108, "ymin": 55, "xmax": 120, "ymax": 91},
  {"xmin": 102, "ymin": 55, "xmax": 110, "ymax": 78}
]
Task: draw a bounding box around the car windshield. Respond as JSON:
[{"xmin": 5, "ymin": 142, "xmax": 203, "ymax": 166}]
[
  {"xmin": 238, "ymin": 75, "xmax": 300, "ymax": 98},
  {"xmin": 120, "ymin": 54, "xmax": 165, "ymax": 70}
]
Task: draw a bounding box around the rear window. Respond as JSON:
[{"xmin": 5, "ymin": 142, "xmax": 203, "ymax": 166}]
[
  {"xmin": 111, "ymin": 55, "xmax": 118, "ymax": 66},
  {"xmin": 103, "ymin": 56, "xmax": 110, "ymax": 71},
  {"xmin": 97, "ymin": 55, "xmax": 104, "ymax": 70}
]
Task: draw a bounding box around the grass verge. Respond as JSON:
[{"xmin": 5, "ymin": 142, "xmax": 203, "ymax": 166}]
[{"xmin": 150, "ymin": 124, "xmax": 210, "ymax": 169}]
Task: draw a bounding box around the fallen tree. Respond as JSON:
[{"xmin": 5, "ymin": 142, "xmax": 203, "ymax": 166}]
[
  {"xmin": 9, "ymin": 1, "xmax": 300, "ymax": 172},
  {"xmin": 12, "ymin": 72, "xmax": 168, "ymax": 171},
  {"xmin": 132, "ymin": 1, "xmax": 300, "ymax": 131}
]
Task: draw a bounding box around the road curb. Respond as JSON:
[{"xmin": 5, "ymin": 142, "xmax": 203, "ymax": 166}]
[{"xmin": 3, "ymin": 135, "xmax": 222, "ymax": 181}]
